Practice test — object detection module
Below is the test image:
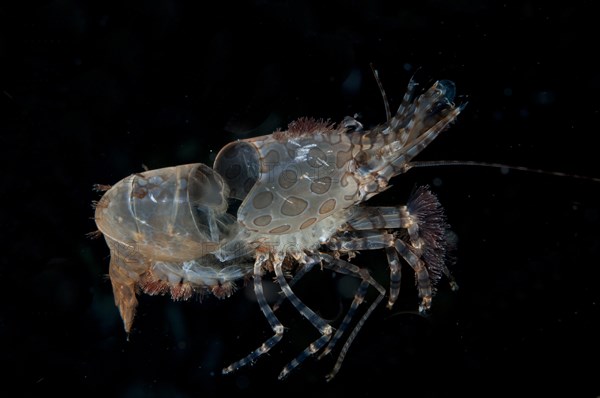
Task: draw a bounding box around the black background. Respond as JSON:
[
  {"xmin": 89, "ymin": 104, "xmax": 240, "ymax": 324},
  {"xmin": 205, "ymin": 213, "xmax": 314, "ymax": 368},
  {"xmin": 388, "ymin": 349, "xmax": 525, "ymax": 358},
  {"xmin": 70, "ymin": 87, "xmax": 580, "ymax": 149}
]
[{"xmin": 2, "ymin": 1, "xmax": 600, "ymax": 397}]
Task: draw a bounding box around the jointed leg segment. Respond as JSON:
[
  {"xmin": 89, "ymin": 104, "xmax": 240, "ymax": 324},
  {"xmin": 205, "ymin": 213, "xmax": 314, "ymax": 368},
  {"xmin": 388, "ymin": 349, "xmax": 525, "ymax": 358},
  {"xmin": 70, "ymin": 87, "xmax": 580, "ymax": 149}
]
[
  {"xmin": 222, "ymin": 253, "xmax": 284, "ymax": 375},
  {"xmin": 333, "ymin": 186, "xmax": 457, "ymax": 310}
]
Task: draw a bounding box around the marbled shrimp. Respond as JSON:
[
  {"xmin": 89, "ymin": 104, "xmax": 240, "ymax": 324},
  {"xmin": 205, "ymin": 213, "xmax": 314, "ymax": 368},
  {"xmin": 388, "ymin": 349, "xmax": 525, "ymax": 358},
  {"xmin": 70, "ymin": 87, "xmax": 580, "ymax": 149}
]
[{"xmin": 92, "ymin": 74, "xmax": 463, "ymax": 380}]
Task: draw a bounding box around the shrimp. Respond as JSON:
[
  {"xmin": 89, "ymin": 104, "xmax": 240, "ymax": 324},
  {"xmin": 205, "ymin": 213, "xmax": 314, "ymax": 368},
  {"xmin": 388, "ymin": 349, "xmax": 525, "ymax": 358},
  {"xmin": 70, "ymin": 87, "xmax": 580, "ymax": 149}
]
[{"xmin": 93, "ymin": 75, "xmax": 463, "ymax": 380}]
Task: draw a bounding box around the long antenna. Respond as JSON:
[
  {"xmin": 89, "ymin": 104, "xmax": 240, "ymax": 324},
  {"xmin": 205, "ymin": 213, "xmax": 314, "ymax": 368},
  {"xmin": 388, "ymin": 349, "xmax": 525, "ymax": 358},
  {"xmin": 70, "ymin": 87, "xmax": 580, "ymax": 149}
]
[
  {"xmin": 370, "ymin": 63, "xmax": 391, "ymax": 122},
  {"xmin": 368, "ymin": 67, "xmax": 598, "ymax": 183},
  {"xmin": 404, "ymin": 160, "xmax": 600, "ymax": 183}
]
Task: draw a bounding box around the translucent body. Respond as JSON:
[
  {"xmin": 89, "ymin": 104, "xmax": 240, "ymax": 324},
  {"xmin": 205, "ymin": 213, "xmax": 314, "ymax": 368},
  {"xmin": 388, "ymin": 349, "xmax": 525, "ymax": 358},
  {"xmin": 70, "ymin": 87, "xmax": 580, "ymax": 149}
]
[
  {"xmin": 93, "ymin": 78, "xmax": 462, "ymax": 378},
  {"xmin": 95, "ymin": 163, "xmax": 253, "ymax": 331},
  {"xmin": 214, "ymin": 122, "xmax": 359, "ymax": 234}
]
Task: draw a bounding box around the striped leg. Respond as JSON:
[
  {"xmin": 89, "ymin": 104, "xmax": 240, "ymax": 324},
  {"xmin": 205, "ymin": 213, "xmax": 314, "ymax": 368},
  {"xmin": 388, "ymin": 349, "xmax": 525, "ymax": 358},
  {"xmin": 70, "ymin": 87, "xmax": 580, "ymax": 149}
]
[
  {"xmin": 385, "ymin": 246, "xmax": 402, "ymax": 309},
  {"xmin": 272, "ymin": 257, "xmax": 319, "ymax": 311},
  {"xmin": 341, "ymin": 186, "xmax": 458, "ymax": 309},
  {"xmin": 326, "ymin": 293, "xmax": 384, "ymax": 381},
  {"xmin": 273, "ymin": 252, "xmax": 385, "ymax": 380},
  {"xmin": 395, "ymin": 77, "xmax": 418, "ymax": 142},
  {"xmin": 274, "ymin": 254, "xmax": 334, "ymax": 380},
  {"xmin": 316, "ymin": 254, "xmax": 385, "ymax": 369},
  {"xmin": 222, "ymin": 252, "xmax": 284, "ymax": 375},
  {"xmin": 329, "ymin": 230, "xmax": 437, "ymax": 312},
  {"xmin": 393, "ymin": 238, "xmax": 434, "ymax": 311}
]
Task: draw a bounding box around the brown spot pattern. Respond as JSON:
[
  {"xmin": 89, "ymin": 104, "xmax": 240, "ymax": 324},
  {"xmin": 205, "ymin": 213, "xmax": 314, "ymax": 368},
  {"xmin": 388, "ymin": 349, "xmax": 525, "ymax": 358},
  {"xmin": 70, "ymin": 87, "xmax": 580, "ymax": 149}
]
[
  {"xmin": 307, "ymin": 147, "xmax": 327, "ymax": 168},
  {"xmin": 279, "ymin": 169, "xmax": 297, "ymax": 189},
  {"xmin": 336, "ymin": 149, "xmax": 352, "ymax": 168},
  {"xmin": 300, "ymin": 217, "xmax": 317, "ymax": 229},
  {"xmin": 319, "ymin": 198, "xmax": 336, "ymax": 214},
  {"xmin": 252, "ymin": 191, "xmax": 274, "ymax": 209},
  {"xmin": 310, "ymin": 176, "xmax": 332, "ymax": 194},
  {"xmin": 269, "ymin": 224, "xmax": 291, "ymax": 234},
  {"xmin": 253, "ymin": 215, "xmax": 272, "ymax": 226},
  {"xmin": 281, "ymin": 196, "xmax": 308, "ymax": 216}
]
